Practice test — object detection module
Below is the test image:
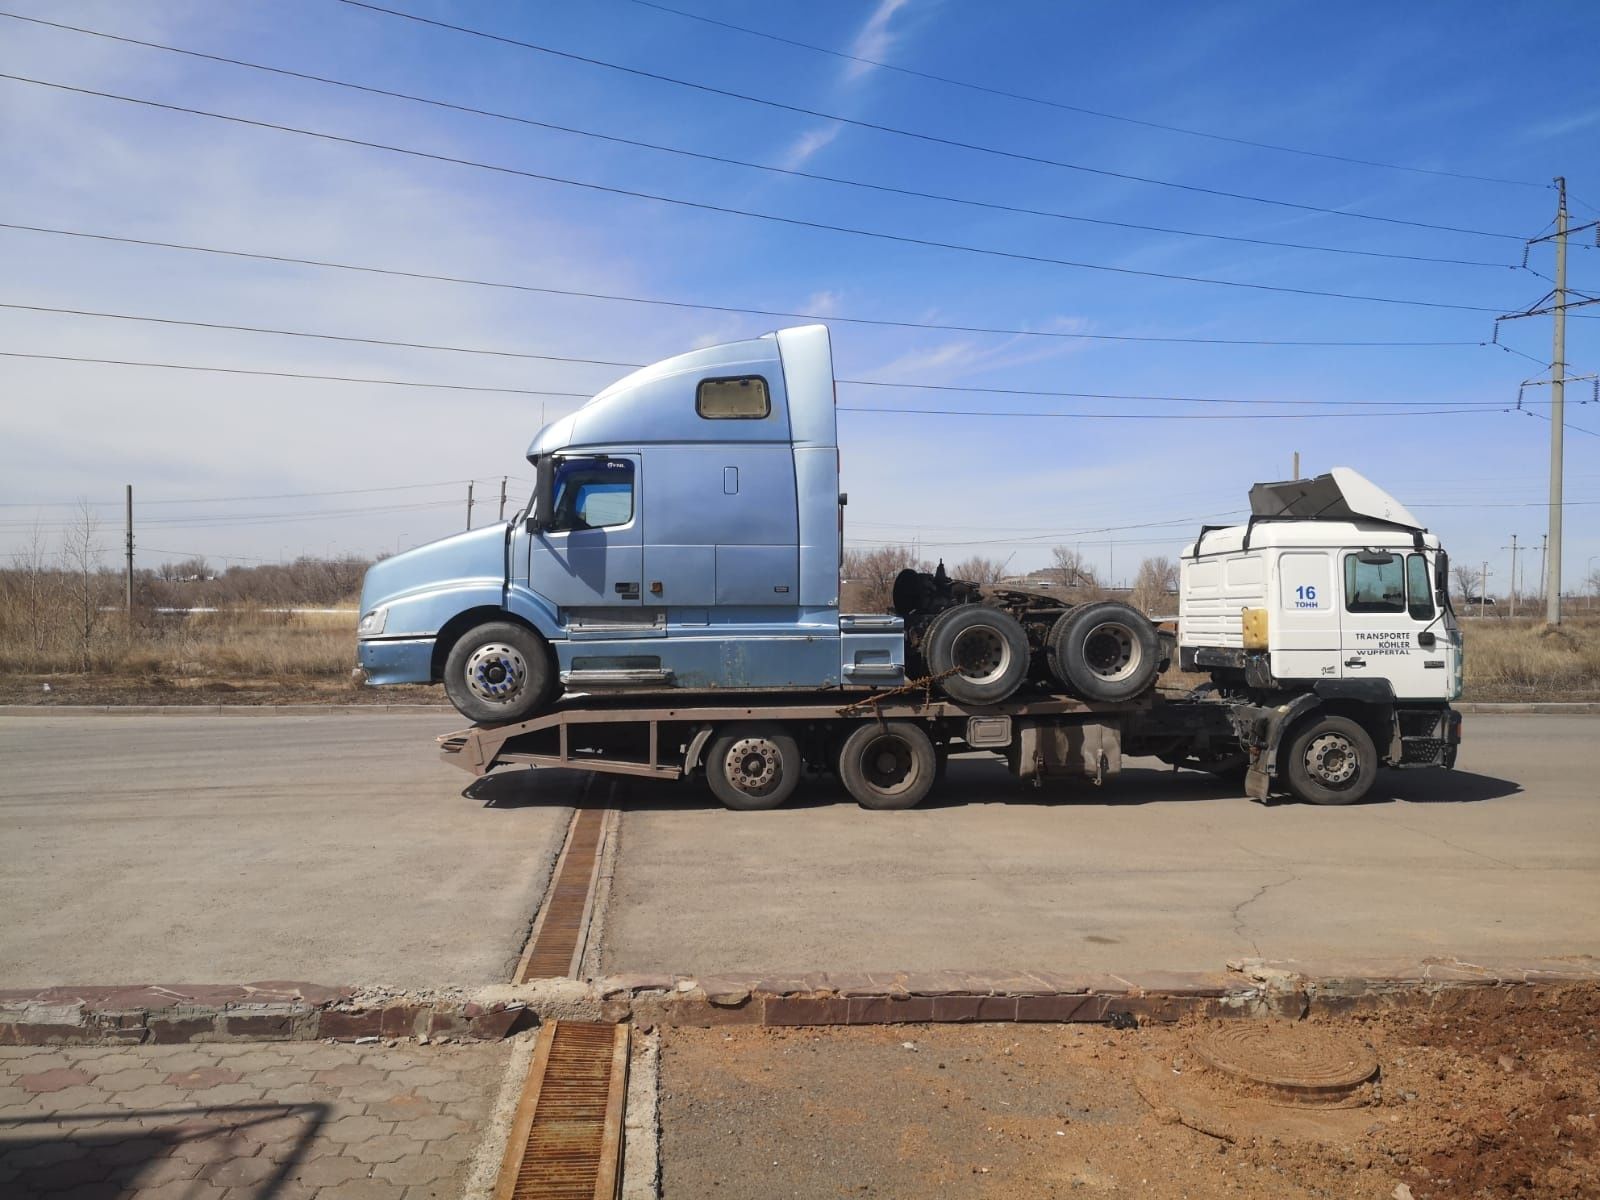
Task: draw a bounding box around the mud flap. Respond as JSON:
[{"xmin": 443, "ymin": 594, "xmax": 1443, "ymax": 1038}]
[{"xmin": 1245, "ymin": 694, "xmax": 1321, "ymax": 803}]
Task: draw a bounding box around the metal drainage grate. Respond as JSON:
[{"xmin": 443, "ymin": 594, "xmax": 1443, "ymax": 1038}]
[
  {"xmin": 496, "ymin": 1020, "xmax": 629, "ymax": 1200},
  {"xmin": 515, "ymin": 805, "xmax": 608, "ymax": 983}
]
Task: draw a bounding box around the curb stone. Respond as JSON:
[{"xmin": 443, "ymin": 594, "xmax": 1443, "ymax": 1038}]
[{"xmin": 5, "ymin": 956, "xmax": 1596, "ymax": 1045}]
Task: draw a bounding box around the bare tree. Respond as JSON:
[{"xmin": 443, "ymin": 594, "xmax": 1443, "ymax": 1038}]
[
  {"xmin": 7, "ymin": 522, "xmax": 59, "ymax": 662},
  {"xmin": 60, "ymin": 500, "xmax": 105, "ymax": 672},
  {"xmin": 842, "ymin": 545, "xmax": 929, "ymax": 613},
  {"xmin": 1049, "ymin": 546, "xmax": 1103, "ymax": 599},
  {"xmin": 1451, "ymin": 563, "xmax": 1478, "ymax": 604},
  {"xmin": 1130, "ymin": 555, "xmax": 1179, "ymax": 615},
  {"xmin": 951, "ymin": 555, "xmax": 1011, "ymax": 586}
]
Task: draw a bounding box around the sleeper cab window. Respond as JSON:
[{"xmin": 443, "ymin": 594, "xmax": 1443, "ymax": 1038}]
[
  {"xmin": 696, "ymin": 375, "xmax": 770, "ymax": 419},
  {"xmin": 551, "ymin": 457, "xmax": 634, "ymax": 531}
]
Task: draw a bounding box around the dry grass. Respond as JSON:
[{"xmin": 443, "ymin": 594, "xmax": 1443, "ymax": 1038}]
[
  {"xmin": 3, "ymin": 588, "xmax": 1599, "ymax": 705},
  {"xmin": 1461, "ymin": 615, "xmax": 1600, "ymax": 701}
]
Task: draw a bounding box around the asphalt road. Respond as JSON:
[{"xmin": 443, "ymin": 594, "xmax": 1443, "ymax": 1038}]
[
  {"xmin": 0, "ymin": 710, "xmax": 575, "ymax": 988},
  {"xmin": 602, "ymin": 715, "xmax": 1600, "ymax": 977},
  {"xmin": 2, "ymin": 711, "xmax": 1595, "ymax": 991}
]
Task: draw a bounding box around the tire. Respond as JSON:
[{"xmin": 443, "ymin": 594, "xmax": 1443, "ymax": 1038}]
[
  {"xmin": 1282, "ymin": 714, "xmax": 1377, "ymax": 806},
  {"xmin": 924, "ymin": 604, "xmax": 1030, "ymax": 705},
  {"xmin": 704, "ymin": 723, "xmax": 803, "ymax": 811},
  {"xmin": 1047, "ymin": 602, "xmax": 1161, "ymax": 702},
  {"xmin": 442, "ymin": 621, "xmax": 557, "ymax": 725},
  {"xmin": 837, "ymin": 720, "xmax": 938, "ymax": 810}
]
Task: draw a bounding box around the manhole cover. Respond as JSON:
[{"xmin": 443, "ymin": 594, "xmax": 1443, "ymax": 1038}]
[{"xmin": 1193, "ymin": 1023, "xmax": 1378, "ymax": 1106}]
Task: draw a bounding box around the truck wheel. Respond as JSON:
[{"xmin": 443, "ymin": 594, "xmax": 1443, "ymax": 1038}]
[
  {"xmin": 442, "ymin": 622, "xmax": 557, "ymax": 725},
  {"xmin": 1047, "ymin": 602, "xmax": 1160, "ymax": 702},
  {"xmin": 1283, "ymin": 715, "xmax": 1377, "ymax": 806},
  {"xmin": 838, "ymin": 721, "xmax": 937, "ymax": 810},
  {"xmin": 705, "ymin": 723, "xmax": 802, "ymax": 811},
  {"xmin": 925, "ymin": 605, "xmax": 1030, "ymax": 705}
]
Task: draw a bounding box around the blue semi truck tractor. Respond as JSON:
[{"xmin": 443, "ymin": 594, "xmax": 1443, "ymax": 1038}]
[{"xmin": 357, "ymin": 325, "xmax": 1462, "ymax": 810}]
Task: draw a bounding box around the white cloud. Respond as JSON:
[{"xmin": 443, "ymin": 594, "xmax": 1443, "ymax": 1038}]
[
  {"xmin": 845, "ymin": 0, "xmax": 915, "ymax": 82},
  {"xmin": 776, "ymin": 124, "xmax": 842, "ymax": 169}
]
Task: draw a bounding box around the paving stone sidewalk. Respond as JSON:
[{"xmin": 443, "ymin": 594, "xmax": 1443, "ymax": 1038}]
[{"xmin": 0, "ymin": 1039, "xmax": 510, "ymax": 1199}]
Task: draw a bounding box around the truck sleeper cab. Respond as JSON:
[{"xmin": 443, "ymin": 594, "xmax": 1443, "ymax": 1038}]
[{"xmin": 357, "ymin": 325, "xmax": 908, "ymax": 723}]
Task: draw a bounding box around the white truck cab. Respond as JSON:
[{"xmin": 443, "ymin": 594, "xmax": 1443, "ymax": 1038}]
[{"xmin": 1176, "ymin": 468, "xmax": 1461, "ymax": 803}]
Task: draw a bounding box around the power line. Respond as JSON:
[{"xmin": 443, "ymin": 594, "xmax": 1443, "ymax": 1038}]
[
  {"xmin": 0, "ymin": 480, "xmax": 485, "ymax": 508},
  {"xmin": 1519, "ymin": 408, "xmax": 1600, "ymax": 439},
  {"xmin": 836, "ymin": 380, "xmax": 1542, "ymax": 408},
  {"xmin": 0, "ymin": 303, "xmax": 641, "ymax": 368},
  {"xmin": 620, "ymin": 0, "xmax": 1544, "ymax": 190},
  {"xmin": 0, "ymin": 13, "xmax": 1514, "ymax": 271},
  {"xmin": 838, "ymin": 404, "xmax": 1501, "ymax": 422},
  {"xmin": 617, "ymin": 0, "xmax": 1542, "ymax": 190},
  {"xmin": 0, "ymin": 350, "xmax": 591, "ymax": 398},
  {"xmin": 0, "ymin": 73, "xmax": 1530, "ymax": 314},
  {"xmin": 1, "ymin": 344, "xmax": 1551, "ymax": 415},
  {"xmin": 4, "ymin": 300, "xmax": 1530, "ymax": 405},
  {"xmin": 334, "ymin": 0, "xmax": 1527, "ymax": 240},
  {"xmin": 0, "ymin": 222, "xmax": 1486, "ymax": 348}
]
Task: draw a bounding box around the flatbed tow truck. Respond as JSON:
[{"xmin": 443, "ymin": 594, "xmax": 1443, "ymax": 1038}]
[{"xmin": 354, "ymin": 325, "xmax": 1462, "ymax": 809}]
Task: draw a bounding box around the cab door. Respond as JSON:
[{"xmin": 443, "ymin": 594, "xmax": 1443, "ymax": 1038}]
[
  {"xmin": 1338, "ymin": 549, "xmax": 1442, "ymax": 698},
  {"xmin": 526, "ymin": 454, "xmax": 643, "ymax": 616}
]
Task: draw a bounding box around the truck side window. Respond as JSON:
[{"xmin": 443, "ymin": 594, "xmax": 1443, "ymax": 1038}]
[
  {"xmin": 1343, "ymin": 553, "xmax": 1405, "ymax": 614},
  {"xmin": 697, "ymin": 376, "xmax": 770, "ymax": 419},
  {"xmin": 550, "ymin": 458, "xmax": 634, "ymax": 531},
  {"xmin": 1406, "ymin": 553, "xmax": 1435, "ymax": 621}
]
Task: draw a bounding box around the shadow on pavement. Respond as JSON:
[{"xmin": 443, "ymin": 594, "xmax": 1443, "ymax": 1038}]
[
  {"xmin": 460, "ymin": 757, "xmax": 1521, "ymax": 811},
  {"xmin": 0, "ymin": 1102, "xmax": 328, "ymax": 1199}
]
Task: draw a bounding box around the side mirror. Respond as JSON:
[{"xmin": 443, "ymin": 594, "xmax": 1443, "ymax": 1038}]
[
  {"xmin": 1435, "ymin": 551, "xmax": 1450, "ymax": 606},
  {"xmin": 527, "ymin": 455, "xmax": 555, "ymax": 533}
]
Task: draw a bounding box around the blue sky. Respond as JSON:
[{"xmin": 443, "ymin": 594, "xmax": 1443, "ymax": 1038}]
[{"xmin": 1, "ymin": 0, "xmax": 1597, "ymax": 594}]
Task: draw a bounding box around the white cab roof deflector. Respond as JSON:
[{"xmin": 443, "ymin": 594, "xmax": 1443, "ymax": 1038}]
[{"xmin": 1248, "ymin": 467, "xmax": 1424, "ymax": 531}]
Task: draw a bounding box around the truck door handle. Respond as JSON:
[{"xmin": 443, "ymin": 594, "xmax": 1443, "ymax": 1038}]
[
  {"xmin": 614, "ymin": 581, "xmax": 640, "ymax": 598},
  {"xmin": 1344, "ymin": 658, "xmax": 1366, "ymax": 668}
]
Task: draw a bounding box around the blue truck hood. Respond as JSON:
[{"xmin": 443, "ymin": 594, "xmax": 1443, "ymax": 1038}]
[{"xmin": 360, "ymin": 523, "xmax": 508, "ymax": 612}]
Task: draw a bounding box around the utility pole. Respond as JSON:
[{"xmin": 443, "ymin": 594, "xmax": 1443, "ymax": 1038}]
[
  {"xmin": 1538, "ymin": 533, "xmax": 1547, "ymax": 606},
  {"xmin": 1292, "ymin": 451, "xmax": 1300, "ymax": 480},
  {"xmin": 1502, "ymin": 535, "xmax": 1519, "ymax": 618},
  {"xmin": 1481, "ymin": 561, "xmax": 1491, "ymax": 615},
  {"xmin": 1546, "ymin": 177, "xmax": 1568, "ymax": 625},
  {"xmin": 498, "ymin": 476, "xmax": 508, "ymax": 521},
  {"xmin": 465, "ymin": 481, "xmax": 475, "ymax": 531},
  {"xmin": 124, "ymin": 484, "xmax": 134, "ymax": 625}
]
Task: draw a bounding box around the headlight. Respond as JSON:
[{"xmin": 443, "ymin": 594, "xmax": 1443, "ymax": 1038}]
[{"xmin": 357, "ymin": 607, "xmax": 387, "ymax": 637}]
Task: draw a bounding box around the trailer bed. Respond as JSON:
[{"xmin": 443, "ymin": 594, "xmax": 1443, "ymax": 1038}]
[{"xmin": 438, "ymin": 689, "xmax": 1147, "ymax": 779}]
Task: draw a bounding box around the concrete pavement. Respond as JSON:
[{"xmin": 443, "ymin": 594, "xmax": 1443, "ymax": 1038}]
[
  {"xmin": 601, "ymin": 715, "xmax": 1600, "ymax": 977},
  {"xmin": 0, "ymin": 712, "xmax": 576, "ymax": 988},
  {"xmin": 0, "ymin": 1038, "xmax": 509, "ymax": 1198},
  {"xmin": 3, "ymin": 710, "xmax": 1595, "ymax": 994}
]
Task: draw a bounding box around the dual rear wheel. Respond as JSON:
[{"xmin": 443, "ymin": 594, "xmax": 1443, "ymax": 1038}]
[
  {"xmin": 922, "ymin": 599, "xmax": 1161, "ymax": 706},
  {"xmin": 702, "ymin": 720, "xmax": 939, "ymax": 811}
]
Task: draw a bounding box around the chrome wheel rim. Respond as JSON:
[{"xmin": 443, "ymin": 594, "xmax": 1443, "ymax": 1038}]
[
  {"xmin": 1081, "ymin": 621, "xmax": 1139, "ymax": 683},
  {"xmin": 950, "ymin": 624, "xmax": 1009, "ymax": 686},
  {"xmin": 724, "ymin": 736, "xmax": 782, "ymax": 797},
  {"xmin": 464, "ymin": 642, "xmax": 528, "ymax": 705},
  {"xmin": 1305, "ymin": 732, "xmax": 1359, "ymax": 787}
]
